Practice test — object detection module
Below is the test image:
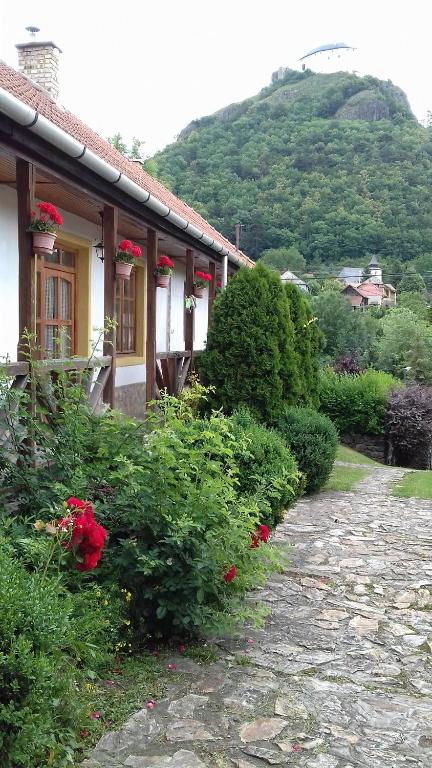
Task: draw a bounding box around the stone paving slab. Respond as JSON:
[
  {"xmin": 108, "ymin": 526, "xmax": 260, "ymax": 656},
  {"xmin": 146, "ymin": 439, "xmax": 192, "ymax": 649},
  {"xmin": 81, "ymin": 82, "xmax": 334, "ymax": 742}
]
[{"xmin": 84, "ymin": 465, "xmax": 432, "ymax": 767}]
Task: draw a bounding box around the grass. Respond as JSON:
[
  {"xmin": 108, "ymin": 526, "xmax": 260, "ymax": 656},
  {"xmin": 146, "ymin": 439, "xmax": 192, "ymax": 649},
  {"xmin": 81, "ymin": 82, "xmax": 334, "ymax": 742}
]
[
  {"xmin": 76, "ymin": 652, "xmax": 166, "ymax": 760},
  {"xmin": 325, "ymin": 464, "xmax": 369, "ymax": 492},
  {"xmin": 392, "ymin": 470, "xmax": 432, "ymax": 500},
  {"xmin": 336, "ymin": 445, "xmax": 379, "ymax": 466}
]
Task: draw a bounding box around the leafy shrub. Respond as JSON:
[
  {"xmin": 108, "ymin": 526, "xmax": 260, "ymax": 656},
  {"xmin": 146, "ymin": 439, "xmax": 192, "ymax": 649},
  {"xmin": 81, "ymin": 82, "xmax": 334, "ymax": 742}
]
[
  {"xmin": 275, "ymin": 406, "xmax": 337, "ymax": 493},
  {"xmin": 385, "ymin": 385, "xmax": 432, "ymax": 469},
  {"xmin": 319, "ymin": 368, "xmax": 402, "ymax": 435},
  {"xmin": 334, "ymin": 355, "xmax": 361, "ymax": 375},
  {"xmin": 0, "ymin": 538, "xmax": 124, "ymax": 768},
  {"xmin": 198, "ymin": 263, "xmax": 299, "ymax": 422},
  {"xmin": 228, "ymin": 408, "xmax": 302, "ymax": 528},
  {"xmin": 284, "ymin": 283, "xmax": 323, "ymax": 407}
]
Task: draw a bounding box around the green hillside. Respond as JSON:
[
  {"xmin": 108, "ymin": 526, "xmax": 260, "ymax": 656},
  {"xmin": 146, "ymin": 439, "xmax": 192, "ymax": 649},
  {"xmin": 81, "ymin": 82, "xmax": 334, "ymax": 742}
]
[{"xmin": 154, "ymin": 70, "xmax": 432, "ymax": 263}]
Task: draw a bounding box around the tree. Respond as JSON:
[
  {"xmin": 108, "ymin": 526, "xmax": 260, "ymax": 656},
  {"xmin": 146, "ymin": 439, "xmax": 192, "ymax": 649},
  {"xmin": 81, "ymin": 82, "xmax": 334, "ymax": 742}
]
[
  {"xmin": 375, "ymin": 308, "xmax": 432, "ymax": 382},
  {"xmin": 107, "ymin": 133, "xmax": 158, "ymax": 177},
  {"xmin": 284, "ymin": 284, "xmax": 322, "ymax": 406},
  {"xmin": 312, "ymin": 291, "xmax": 356, "ymax": 361},
  {"xmin": 399, "ymin": 291, "xmax": 429, "ymax": 321},
  {"xmin": 398, "ymin": 265, "xmax": 426, "ymax": 295},
  {"xmin": 259, "ymin": 246, "xmax": 306, "ymax": 275},
  {"xmin": 199, "ymin": 264, "xmax": 298, "ymax": 421}
]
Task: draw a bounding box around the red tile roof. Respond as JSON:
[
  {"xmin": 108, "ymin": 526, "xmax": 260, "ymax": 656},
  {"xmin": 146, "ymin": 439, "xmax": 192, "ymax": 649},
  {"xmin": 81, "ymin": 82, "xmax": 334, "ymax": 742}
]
[{"xmin": 0, "ymin": 61, "xmax": 253, "ymax": 267}]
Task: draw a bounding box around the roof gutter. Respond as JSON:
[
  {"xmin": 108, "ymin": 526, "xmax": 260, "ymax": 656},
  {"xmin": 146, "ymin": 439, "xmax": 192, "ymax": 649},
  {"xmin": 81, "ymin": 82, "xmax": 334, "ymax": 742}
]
[{"xmin": 0, "ymin": 87, "xmax": 246, "ymax": 267}]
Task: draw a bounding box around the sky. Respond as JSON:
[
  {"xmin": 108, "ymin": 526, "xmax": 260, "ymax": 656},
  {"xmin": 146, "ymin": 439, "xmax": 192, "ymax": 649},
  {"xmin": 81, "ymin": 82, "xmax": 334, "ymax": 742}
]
[{"xmin": 0, "ymin": 0, "xmax": 431, "ymax": 156}]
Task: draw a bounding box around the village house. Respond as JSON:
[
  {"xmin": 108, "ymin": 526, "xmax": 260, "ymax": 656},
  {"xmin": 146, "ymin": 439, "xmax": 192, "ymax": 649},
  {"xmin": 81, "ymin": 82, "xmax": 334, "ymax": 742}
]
[
  {"xmin": 0, "ymin": 35, "xmax": 253, "ymax": 417},
  {"xmin": 280, "ymin": 269, "xmax": 309, "ymax": 292},
  {"xmin": 339, "ymin": 255, "xmax": 397, "ymax": 309}
]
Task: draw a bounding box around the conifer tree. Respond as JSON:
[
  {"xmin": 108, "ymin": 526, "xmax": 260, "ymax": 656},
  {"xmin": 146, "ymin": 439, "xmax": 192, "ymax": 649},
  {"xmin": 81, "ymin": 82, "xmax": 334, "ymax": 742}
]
[{"xmin": 284, "ymin": 283, "xmax": 323, "ymax": 407}]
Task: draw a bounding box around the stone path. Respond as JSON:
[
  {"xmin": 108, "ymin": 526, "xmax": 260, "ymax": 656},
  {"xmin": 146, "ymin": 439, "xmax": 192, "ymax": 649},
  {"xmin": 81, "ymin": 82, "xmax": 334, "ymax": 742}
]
[{"xmin": 84, "ymin": 463, "xmax": 432, "ymax": 768}]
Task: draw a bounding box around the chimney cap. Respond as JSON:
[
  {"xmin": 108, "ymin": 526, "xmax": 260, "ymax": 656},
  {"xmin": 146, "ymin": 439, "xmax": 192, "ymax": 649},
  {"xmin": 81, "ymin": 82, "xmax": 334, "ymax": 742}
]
[{"xmin": 16, "ymin": 40, "xmax": 62, "ymax": 53}]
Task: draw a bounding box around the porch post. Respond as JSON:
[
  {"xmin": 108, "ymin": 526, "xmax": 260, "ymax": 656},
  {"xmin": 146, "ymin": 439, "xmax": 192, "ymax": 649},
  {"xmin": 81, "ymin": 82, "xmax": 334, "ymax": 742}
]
[
  {"xmin": 185, "ymin": 249, "xmax": 194, "ymax": 354},
  {"xmin": 208, "ymin": 260, "xmax": 216, "ymax": 323},
  {"xmin": 16, "ymin": 159, "xmax": 35, "ymax": 360},
  {"xmin": 222, "ymin": 253, "xmax": 228, "ymax": 288},
  {"xmin": 146, "ymin": 228, "xmax": 158, "ymax": 405},
  {"xmin": 103, "ymin": 204, "xmax": 117, "ymax": 407}
]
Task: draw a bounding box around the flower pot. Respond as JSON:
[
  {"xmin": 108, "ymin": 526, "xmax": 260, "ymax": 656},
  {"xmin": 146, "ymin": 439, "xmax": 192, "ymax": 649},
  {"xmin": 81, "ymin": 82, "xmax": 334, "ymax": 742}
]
[
  {"xmin": 115, "ymin": 261, "xmax": 133, "ymax": 279},
  {"xmin": 193, "ymin": 286, "xmax": 204, "ymax": 299},
  {"xmin": 156, "ymin": 274, "xmax": 170, "ymax": 288},
  {"xmin": 32, "ymin": 231, "xmax": 56, "ymax": 256}
]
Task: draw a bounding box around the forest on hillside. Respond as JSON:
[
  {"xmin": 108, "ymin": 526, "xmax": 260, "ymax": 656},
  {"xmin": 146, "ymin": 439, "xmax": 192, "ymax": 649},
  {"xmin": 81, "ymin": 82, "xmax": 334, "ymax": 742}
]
[{"xmin": 153, "ymin": 70, "xmax": 432, "ymax": 266}]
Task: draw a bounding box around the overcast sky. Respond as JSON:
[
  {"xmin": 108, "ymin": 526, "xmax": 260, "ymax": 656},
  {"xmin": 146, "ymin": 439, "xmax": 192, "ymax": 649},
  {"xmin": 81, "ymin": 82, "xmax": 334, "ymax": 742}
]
[{"xmin": 1, "ymin": 1, "xmax": 431, "ymax": 156}]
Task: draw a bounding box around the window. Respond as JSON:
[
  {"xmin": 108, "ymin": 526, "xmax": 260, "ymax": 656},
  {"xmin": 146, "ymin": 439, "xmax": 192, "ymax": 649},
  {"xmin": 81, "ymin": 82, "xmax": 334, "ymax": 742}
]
[
  {"xmin": 36, "ymin": 249, "xmax": 76, "ymax": 358},
  {"xmin": 115, "ymin": 270, "xmax": 136, "ymax": 354}
]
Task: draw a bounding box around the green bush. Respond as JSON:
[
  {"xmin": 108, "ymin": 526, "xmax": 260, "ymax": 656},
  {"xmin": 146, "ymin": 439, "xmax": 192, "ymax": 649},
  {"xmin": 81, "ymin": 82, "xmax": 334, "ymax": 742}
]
[
  {"xmin": 319, "ymin": 368, "xmax": 402, "ymax": 435},
  {"xmin": 0, "ymin": 538, "xmax": 125, "ymax": 768},
  {"xmin": 275, "ymin": 406, "xmax": 337, "ymax": 493},
  {"xmin": 199, "ymin": 263, "xmax": 299, "ymax": 422},
  {"xmin": 284, "ymin": 284, "xmax": 323, "ymax": 407},
  {"xmin": 229, "ymin": 408, "xmax": 302, "ymax": 528}
]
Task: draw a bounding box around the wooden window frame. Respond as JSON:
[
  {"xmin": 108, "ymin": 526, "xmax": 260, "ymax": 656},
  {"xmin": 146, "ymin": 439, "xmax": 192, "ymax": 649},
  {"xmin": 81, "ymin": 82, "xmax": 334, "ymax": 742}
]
[
  {"xmin": 36, "ymin": 250, "xmax": 77, "ymax": 358},
  {"xmin": 115, "ymin": 269, "xmax": 137, "ymax": 355}
]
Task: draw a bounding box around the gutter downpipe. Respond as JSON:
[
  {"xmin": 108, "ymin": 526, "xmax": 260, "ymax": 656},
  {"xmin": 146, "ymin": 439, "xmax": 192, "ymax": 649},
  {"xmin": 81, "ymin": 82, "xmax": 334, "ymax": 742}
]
[{"xmin": 0, "ymin": 87, "xmax": 247, "ymax": 268}]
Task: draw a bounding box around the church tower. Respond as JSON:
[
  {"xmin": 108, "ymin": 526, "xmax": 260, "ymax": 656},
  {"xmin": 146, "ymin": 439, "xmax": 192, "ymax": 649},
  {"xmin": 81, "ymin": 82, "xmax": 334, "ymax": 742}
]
[{"xmin": 368, "ymin": 254, "xmax": 382, "ymax": 285}]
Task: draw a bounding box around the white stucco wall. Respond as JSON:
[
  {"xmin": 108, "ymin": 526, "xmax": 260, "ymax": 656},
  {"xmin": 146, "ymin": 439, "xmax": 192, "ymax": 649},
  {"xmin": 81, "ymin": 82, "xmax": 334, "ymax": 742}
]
[
  {"xmin": 0, "ymin": 186, "xmax": 19, "ymax": 360},
  {"xmin": 194, "ymin": 287, "xmax": 209, "ymax": 351},
  {"xmin": 170, "ymin": 265, "xmax": 186, "ymax": 352},
  {"xmin": 156, "ymin": 283, "xmax": 169, "ymax": 353}
]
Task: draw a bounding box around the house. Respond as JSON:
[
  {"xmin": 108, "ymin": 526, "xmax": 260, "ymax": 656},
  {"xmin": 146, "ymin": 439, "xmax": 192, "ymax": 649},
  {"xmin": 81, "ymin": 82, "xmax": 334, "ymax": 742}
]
[
  {"xmin": 0, "ymin": 36, "xmax": 253, "ymax": 418},
  {"xmin": 280, "ymin": 270, "xmax": 309, "ymax": 292},
  {"xmin": 339, "ymin": 255, "xmax": 397, "ymax": 309}
]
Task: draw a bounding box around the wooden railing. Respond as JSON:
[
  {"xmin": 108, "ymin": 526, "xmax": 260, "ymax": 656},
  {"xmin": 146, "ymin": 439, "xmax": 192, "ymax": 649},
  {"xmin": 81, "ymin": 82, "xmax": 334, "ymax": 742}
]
[{"xmin": 155, "ymin": 351, "xmax": 192, "ymax": 398}]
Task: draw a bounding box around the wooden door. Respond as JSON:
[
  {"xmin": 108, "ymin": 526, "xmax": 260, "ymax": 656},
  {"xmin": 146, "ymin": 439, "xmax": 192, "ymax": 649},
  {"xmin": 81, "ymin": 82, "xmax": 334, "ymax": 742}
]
[{"xmin": 36, "ymin": 249, "xmax": 76, "ymax": 358}]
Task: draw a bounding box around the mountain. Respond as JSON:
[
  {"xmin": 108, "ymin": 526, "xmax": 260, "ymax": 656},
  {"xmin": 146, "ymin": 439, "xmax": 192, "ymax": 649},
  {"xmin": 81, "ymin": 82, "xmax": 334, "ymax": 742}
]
[{"xmin": 154, "ymin": 70, "xmax": 432, "ymax": 264}]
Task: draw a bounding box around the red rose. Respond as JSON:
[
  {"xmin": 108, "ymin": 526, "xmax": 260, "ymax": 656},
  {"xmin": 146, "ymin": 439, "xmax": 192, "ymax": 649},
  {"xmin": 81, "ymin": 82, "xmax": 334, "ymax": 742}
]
[
  {"xmin": 257, "ymin": 524, "xmax": 269, "ymax": 543},
  {"xmin": 66, "ymin": 497, "xmax": 88, "ymax": 510},
  {"xmin": 224, "ymin": 564, "xmax": 236, "ymax": 583}
]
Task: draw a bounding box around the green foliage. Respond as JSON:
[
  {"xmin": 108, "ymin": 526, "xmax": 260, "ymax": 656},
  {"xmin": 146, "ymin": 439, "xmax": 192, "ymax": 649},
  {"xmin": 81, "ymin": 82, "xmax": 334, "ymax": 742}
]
[
  {"xmin": 259, "ymin": 246, "xmax": 306, "ymax": 274},
  {"xmin": 275, "ymin": 406, "xmax": 337, "ymax": 493},
  {"xmin": 154, "ymin": 71, "xmax": 432, "ymax": 263},
  {"xmin": 319, "ymin": 368, "xmax": 402, "ymax": 435},
  {"xmin": 399, "ymin": 291, "xmax": 429, "ymax": 320},
  {"xmin": 375, "ymin": 308, "xmax": 432, "ymax": 382},
  {"xmin": 228, "ymin": 408, "xmax": 302, "ymax": 528},
  {"xmin": 284, "ymin": 284, "xmax": 322, "ymax": 406},
  {"xmin": 199, "ymin": 263, "xmax": 299, "ymax": 421},
  {"xmin": 398, "ymin": 265, "xmax": 426, "ymax": 294},
  {"xmin": 312, "ymin": 290, "xmax": 378, "ymax": 366},
  {"xmin": 0, "ymin": 540, "xmax": 123, "ymax": 768}
]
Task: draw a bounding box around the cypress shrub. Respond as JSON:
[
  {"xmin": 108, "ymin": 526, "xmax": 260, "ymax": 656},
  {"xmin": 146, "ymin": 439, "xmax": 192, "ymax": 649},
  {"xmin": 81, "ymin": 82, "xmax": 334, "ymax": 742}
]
[
  {"xmin": 276, "ymin": 406, "xmax": 337, "ymax": 493},
  {"xmin": 229, "ymin": 408, "xmax": 302, "ymax": 528},
  {"xmin": 284, "ymin": 284, "xmax": 323, "ymax": 407},
  {"xmin": 199, "ymin": 264, "xmax": 297, "ymax": 422}
]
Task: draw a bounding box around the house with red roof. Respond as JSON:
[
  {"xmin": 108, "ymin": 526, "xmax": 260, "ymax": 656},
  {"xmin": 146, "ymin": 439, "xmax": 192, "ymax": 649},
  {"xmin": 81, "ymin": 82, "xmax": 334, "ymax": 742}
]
[
  {"xmin": 339, "ymin": 255, "xmax": 397, "ymax": 310},
  {"xmin": 0, "ymin": 34, "xmax": 253, "ymax": 416},
  {"xmin": 342, "ymin": 282, "xmax": 385, "ymax": 309}
]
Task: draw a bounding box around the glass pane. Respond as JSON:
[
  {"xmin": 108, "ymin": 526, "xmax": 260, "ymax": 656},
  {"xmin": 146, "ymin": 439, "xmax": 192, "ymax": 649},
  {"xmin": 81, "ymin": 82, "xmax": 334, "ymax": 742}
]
[
  {"xmin": 45, "ymin": 325, "xmax": 56, "ymax": 355},
  {"xmin": 61, "ymin": 250, "xmax": 76, "ymax": 268},
  {"xmin": 45, "ymin": 250, "xmax": 60, "ymax": 264},
  {"xmin": 60, "ymin": 279, "xmax": 71, "ymax": 320},
  {"xmin": 45, "ymin": 277, "xmax": 56, "ymax": 320}
]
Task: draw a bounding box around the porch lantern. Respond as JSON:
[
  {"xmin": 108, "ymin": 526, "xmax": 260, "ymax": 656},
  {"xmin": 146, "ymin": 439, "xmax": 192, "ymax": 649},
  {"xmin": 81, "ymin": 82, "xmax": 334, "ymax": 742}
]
[{"xmin": 95, "ymin": 211, "xmax": 104, "ymax": 262}]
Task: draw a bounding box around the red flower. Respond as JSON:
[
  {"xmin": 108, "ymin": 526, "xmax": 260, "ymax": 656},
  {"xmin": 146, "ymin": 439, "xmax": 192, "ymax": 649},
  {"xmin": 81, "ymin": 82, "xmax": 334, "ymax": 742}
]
[
  {"xmin": 58, "ymin": 498, "xmax": 106, "ymax": 572},
  {"xmin": 80, "ymin": 729, "xmax": 89, "ymax": 739},
  {"xmin": 195, "ymin": 270, "xmax": 212, "ymax": 282},
  {"xmin": 66, "ymin": 497, "xmax": 88, "ymax": 510},
  {"xmin": 216, "ymin": 280, "xmax": 222, "ymax": 288},
  {"xmin": 117, "ymin": 239, "xmax": 132, "ymax": 252},
  {"xmin": 130, "ymin": 245, "xmax": 142, "ymax": 259},
  {"xmin": 89, "ymin": 711, "xmax": 102, "ymax": 720},
  {"xmin": 224, "ymin": 564, "xmax": 236, "ymax": 583},
  {"xmin": 158, "ymin": 255, "xmax": 174, "ymax": 268},
  {"xmin": 250, "ymin": 523, "xmax": 269, "ymax": 548}
]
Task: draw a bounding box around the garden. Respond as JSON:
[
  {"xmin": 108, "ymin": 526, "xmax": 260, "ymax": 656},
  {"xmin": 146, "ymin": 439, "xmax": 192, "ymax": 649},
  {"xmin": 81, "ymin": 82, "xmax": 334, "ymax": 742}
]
[{"xmin": 1, "ymin": 262, "xmax": 429, "ymax": 767}]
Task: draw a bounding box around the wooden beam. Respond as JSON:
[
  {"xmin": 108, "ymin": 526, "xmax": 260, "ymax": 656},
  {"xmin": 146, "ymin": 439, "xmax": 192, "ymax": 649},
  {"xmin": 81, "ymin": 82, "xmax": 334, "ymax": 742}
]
[
  {"xmin": 208, "ymin": 261, "xmax": 216, "ymax": 323},
  {"xmin": 185, "ymin": 249, "xmax": 194, "ymax": 354},
  {"xmin": 16, "ymin": 159, "xmax": 35, "ymax": 360},
  {"xmin": 146, "ymin": 228, "xmax": 158, "ymax": 405},
  {"xmin": 103, "ymin": 204, "xmax": 117, "ymax": 407}
]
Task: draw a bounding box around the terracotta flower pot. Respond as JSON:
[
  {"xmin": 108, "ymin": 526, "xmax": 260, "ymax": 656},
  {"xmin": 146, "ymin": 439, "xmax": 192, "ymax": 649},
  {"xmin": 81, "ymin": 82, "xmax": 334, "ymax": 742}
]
[
  {"xmin": 115, "ymin": 261, "xmax": 133, "ymax": 279},
  {"xmin": 156, "ymin": 274, "xmax": 170, "ymax": 288},
  {"xmin": 193, "ymin": 286, "xmax": 204, "ymax": 299},
  {"xmin": 32, "ymin": 231, "xmax": 56, "ymax": 256}
]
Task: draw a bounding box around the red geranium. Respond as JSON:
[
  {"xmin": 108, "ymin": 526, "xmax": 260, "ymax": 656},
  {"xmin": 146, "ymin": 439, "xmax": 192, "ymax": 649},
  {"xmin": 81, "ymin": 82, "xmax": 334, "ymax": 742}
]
[
  {"xmin": 117, "ymin": 239, "xmax": 132, "ymax": 252},
  {"xmin": 130, "ymin": 245, "xmax": 142, "ymax": 259},
  {"xmin": 224, "ymin": 564, "xmax": 236, "ymax": 583},
  {"xmin": 216, "ymin": 280, "xmax": 222, "ymax": 289},
  {"xmin": 158, "ymin": 255, "xmax": 174, "ymax": 269},
  {"xmin": 116, "ymin": 240, "xmax": 142, "ymax": 264},
  {"xmin": 29, "ymin": 201, "xmax": 63, "ymax": 232},
  {"xmin": 195, "ymin": 271, "xmax": 212, "ymax": 282},
  {"xmin": 251, "ymin": 524, "xmax": 270, "ymax": 548},
  {"xmin": 59, "ymin": 497, "xmax": 106, "ymax": 572}
]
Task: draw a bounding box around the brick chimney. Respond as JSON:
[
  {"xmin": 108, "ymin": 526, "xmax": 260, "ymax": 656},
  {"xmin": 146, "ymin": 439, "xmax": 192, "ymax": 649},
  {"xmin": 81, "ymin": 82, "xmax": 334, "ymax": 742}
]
[{"xmin": 16, "ymin": 28, "xmax": 62, "ymax": 101}]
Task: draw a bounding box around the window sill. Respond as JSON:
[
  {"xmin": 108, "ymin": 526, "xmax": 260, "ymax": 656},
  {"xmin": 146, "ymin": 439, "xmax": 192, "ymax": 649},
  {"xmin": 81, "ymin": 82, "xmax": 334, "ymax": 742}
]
[{"xmin": 116, "ymin": 355, "xmax": 145, "ymax": 367}]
